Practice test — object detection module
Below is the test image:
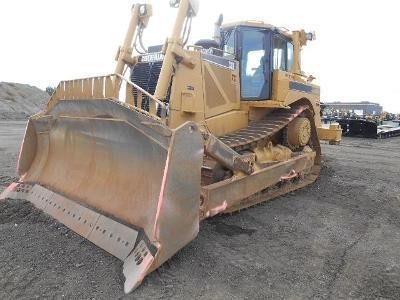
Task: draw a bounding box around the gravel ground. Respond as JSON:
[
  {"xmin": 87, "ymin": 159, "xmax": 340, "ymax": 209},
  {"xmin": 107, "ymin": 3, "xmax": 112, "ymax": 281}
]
[
  {"xmin": 0, "ymin": 83, "xmax": 48, "ymax": 120},
  {"xmin": 0, "ymin": 120, "xmax": 399, "ymax": 299}
]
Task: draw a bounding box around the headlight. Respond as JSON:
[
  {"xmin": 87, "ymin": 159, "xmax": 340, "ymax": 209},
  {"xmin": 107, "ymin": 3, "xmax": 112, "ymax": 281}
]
[
  {"xmin": 169, "ymin": 0, "xmax": 180, "ymax": 8},
  {"xmin": 139, "ymin": 4, "xmax": 147, "ymax": 15},
  {"xmin": 306, "ymin": 31, "xmax": 316, "ymax": 41}
]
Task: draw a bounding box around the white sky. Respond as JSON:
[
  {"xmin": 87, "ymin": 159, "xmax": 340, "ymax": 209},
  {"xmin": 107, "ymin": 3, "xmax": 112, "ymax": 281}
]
[{"xmin": 0, "ymin": 0, "xmax": 399, "ymax": 113}]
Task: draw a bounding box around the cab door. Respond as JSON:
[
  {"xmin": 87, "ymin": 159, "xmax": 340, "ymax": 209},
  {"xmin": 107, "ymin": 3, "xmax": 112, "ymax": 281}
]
[{"xmin": 239, "ymin": 28, "xmax": 272, "ymax": 100}]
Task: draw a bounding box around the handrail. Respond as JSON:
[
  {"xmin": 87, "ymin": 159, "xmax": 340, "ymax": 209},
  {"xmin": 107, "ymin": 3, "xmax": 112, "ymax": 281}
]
[
  {"xmin": 113, "ymin": 73, "xmax": 166, "ymax": 110},
  {"xmin": 46, "ymin": 73, "xmax": 167, "ymax": 121}
]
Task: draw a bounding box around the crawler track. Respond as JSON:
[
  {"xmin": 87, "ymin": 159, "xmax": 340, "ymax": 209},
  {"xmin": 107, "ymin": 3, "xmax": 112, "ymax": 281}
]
[
  {"xmin": 201, "ymin": 105, "xmax": 322, "ymax": 215},
  {"xmin": 219, "ymin": 104, "xmax": 321, "ymax": 163}
]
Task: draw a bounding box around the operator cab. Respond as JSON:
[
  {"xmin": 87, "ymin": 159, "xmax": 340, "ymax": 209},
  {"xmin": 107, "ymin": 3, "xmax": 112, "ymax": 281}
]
[{"xmin": 220, "ymin": 22, "xmax": 294, "ymax": 101}]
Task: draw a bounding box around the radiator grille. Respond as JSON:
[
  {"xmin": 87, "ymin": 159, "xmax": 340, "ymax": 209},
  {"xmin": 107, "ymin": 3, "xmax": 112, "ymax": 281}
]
[{"xmin": 130, "ymin": 61, "xmax": 163, "ymax": 112}]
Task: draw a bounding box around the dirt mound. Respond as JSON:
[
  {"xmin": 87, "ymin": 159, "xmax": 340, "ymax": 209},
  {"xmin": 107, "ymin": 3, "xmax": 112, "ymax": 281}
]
[{"xmin": 0, "ymin": 82, "xmax": 49, "ymax": 120}]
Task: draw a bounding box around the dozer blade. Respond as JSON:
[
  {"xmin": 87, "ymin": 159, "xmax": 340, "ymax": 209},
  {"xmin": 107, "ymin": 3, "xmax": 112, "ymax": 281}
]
[{"xmin": 0, "ymin": 99, "xmax": 204, "ymax": 293}]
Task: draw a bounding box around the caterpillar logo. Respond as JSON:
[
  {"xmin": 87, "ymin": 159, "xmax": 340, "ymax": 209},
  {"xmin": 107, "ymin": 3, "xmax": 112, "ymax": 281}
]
[{"xmin": 140, "ymin": 53, "xmax": 165, "ymax": 63}]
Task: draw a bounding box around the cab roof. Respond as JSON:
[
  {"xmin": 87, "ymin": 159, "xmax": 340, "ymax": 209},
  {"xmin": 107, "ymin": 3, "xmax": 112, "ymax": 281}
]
[{"xmin": 221, "ymin": 21, "xmax": 292, "ymax": 38}]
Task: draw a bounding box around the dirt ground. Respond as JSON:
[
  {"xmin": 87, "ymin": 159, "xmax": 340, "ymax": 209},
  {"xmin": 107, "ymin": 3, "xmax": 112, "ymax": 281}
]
[{"xmin": 0, "ymin": 120, "xmax": 400, "ymax": 299}]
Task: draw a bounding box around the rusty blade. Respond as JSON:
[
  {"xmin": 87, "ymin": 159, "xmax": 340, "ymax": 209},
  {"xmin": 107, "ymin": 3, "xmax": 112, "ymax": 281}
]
[{"xmin": 5, "ymin": 98, "xmax": 204, "ymax": 293}]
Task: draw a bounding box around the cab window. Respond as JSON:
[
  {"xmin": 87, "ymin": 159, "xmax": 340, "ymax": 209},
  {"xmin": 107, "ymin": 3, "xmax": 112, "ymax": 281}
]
[
  {"xmin": 273, "ymin": 35, "xmax": 294, "ymax": 71},
  {"xmin": 240, "ymin": 30, "xmax": 268, "ymax": 99},
  {"xmin": 222, "ymin": 30, "xmax": 235, "ymax": 58}
]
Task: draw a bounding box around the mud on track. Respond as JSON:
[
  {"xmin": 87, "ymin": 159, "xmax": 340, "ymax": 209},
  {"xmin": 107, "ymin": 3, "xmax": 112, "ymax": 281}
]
[{"xmin": 1, "ymin": 120, "xmax": 400, "ymax": 299}]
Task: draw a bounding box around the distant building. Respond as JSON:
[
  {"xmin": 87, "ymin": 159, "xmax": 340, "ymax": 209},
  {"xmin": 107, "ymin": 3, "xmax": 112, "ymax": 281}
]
[{"xmin": 323, "ymin": 101, "xmax": 383, "ymax": 116}]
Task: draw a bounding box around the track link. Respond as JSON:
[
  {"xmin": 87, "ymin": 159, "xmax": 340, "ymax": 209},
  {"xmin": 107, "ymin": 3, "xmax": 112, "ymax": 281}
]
[{"xmin": 219, "ymin": 106, "xmax": 306, "ymax": 150}]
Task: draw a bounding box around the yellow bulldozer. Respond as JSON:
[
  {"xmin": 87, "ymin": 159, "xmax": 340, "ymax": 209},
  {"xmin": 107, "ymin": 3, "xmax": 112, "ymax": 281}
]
[{"xmin": 1, "ymin": 0, "xmax": 341, "ymax": 293}]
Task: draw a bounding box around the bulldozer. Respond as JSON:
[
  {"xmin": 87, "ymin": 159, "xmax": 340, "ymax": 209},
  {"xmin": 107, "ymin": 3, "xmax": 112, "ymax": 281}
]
[{"xmin": 1, "ymin": 0, "xmax": 341, "ymax": 293}]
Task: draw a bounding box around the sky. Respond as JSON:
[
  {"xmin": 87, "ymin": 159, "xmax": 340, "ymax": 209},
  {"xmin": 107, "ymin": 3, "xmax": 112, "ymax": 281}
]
[{"xmin": 0, "ymin": 0, "xmax": 399, "ymax": 113}]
